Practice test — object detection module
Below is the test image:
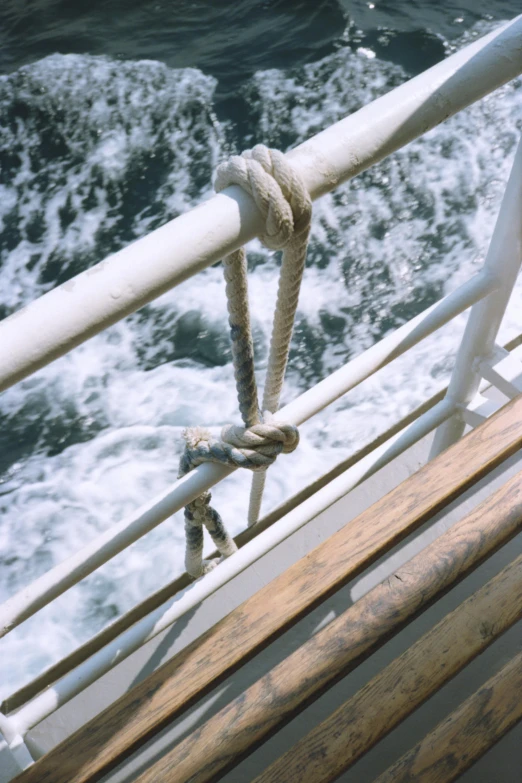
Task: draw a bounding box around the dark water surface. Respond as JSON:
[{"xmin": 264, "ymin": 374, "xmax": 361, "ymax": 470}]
[{"xmin": 1, "ymin": 0, "xmax": 519, "ymax": 91}]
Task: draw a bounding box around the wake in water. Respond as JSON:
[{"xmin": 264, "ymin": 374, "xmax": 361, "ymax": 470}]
[{"xmin": 0, "ymin": 21, "xmax": 521, "ymax": 697}]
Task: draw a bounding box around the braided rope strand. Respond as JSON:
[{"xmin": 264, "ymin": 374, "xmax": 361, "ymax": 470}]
[
  {"xmin": 249, "ymin": 149, "xmax": 312, "ymax": 524},
  {"xmin": 179, "ymin": 145, "xmax": 311, "ymax": 578},
  {"xmin": 223, "ymin": 249, "xmax": 260, "ymax": 428}
]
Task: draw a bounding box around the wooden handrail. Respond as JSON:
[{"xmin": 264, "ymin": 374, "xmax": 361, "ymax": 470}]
[
  {"xmin": 375, "ymin": 651, "xmax": 522, "ymax": 783},
  {"xmin": 253, "ymin": 555, "xmax": 522, "ymax": 783},
  {"xmin": 130, "ymin": 491, "xmax": 522, "ymax": 783},
  {"xmin": 13, "ymin": 395, "xmax": 522, "ymax": 783}
]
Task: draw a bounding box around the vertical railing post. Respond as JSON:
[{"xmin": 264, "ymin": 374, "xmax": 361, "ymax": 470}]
[
  {"xmin": 430, "ymin": 135, "xmax": 522, "ymax": 458},
  {"xmin": 0, "ymin": 713, "xmax": 35, "ymax": 778}
]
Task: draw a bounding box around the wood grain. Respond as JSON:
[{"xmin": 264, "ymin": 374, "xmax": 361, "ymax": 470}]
[
  {"xmin": 13, "ymin": 395, "xmax": 522, "ymax": 783},
  {"xmin": 129, "ymin": 485, "xmax": 522, "ymax": 783},
  {"xmin": 254, "ymin": 555, "xmax": 522, "ymax": 783},
  {"xmin": 374, "ymin": 651, "xmax": 522, "ymax": 783}
]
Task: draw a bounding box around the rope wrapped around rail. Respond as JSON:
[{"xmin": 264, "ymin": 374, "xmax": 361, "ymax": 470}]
[{"xmin": 179, "ymin": 144, "xmax": 312, "ymax": 578}]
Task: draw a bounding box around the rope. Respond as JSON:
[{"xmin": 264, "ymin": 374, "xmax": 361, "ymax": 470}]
[{"xmin": 179, "ymin": 145, "xmax": 312, "ymax": 578}]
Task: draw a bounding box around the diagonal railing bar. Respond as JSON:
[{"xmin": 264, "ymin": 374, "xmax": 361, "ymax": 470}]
[
  {"xmin": 0, "ymin": 382, "xmax": 452, "ymax": 716},
  {"xmin": 11, "ymin": 330, "xmax": 522, "ymax": 719}
]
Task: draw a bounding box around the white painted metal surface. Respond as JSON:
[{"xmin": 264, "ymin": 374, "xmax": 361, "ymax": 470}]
[
  {"xmin": 0, "ymin": 16, "xmax": 520, "ymax": 393},
  {"xmin": 0, "ymin": 270, "xmax": 495, "ymax": 641},
  {"xmin": 0, "ymin": 713, "xmax": 33, "ymax": 772},
  {"xmin": 430, "ymin": 133, "xmax": 522, "ymax": 457},
  {"xmin": 479, "ymin": 348, "xmax": 522, "ymax": 399}
]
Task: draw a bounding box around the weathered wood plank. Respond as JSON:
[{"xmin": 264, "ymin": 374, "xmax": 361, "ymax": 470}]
[
  {"xmin": 374, "ymin": 651, "xmax": 522, "ymax": 783},
  {"xmin": 253, "ymin": 555, "xmax": 522, "ymax": 783},
  {"xmin": 129, "ymin": 498, "xmax": 522, "ymax": 783},
  {"xmin": 13, "ymin": 395, "xmax": 522, "ymax": 783}
]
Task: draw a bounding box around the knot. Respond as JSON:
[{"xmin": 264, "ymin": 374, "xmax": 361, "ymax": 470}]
[
  {"xmin": 185, "ymin": 491, "xmax": 211, "ymax": 528},
  {"xmin": 215, "ymin": 145, "xmax": 312, "ymax": 251},
  {"xmin": 221, "ymin": 419, "xmax": 299, "ymax": 458},
  {"xmin": 180, "ymin": 417, "xmax": 299, "ymax": 476}
]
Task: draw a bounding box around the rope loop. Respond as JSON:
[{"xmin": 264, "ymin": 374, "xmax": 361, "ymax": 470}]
[
  {"xmin": 215, "ymin": 145, "xmax": 312, "ymax": 251},
  {"xmin": 180, "ymin": 144, "xmax": 312, "ymax": 579}
]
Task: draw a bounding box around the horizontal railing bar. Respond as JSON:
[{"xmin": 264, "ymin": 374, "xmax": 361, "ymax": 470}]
[
  {"xmin": 374, "ymin": 652, "xmax": 522, "ymax": 783},
  {"xmin": 0, "ymin": 17, "xmax": 520, "ymax": 393},
  {"xmin": 10, "ymin": 399, "xmax": 455, "ymax": 735},
  {"xmin": 0, "ymin": 272, "xmax": 493, "ymax": 643}
]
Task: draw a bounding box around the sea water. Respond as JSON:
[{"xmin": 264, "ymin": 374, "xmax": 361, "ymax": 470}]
[{"xmin": 0, "ymin": 4, "xmax": 521, "ymax": 699}]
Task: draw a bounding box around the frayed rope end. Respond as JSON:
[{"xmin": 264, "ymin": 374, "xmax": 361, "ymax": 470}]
[{"xmin": 182, "ymin": 426, "xmax": 213, "ymax": 451}]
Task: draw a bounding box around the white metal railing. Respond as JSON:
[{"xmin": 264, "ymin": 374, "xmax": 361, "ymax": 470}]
[
  {"xmin": 429, "ymin": 120, "xmax": 522, "ymax": 456},
  {"xmin": 0, "ymin": 14, "xmax": 522, "ymax": 767}
]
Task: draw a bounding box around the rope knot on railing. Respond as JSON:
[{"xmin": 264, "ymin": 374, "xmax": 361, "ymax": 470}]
[
  {"xmin": 214, "ymin": 145, "xmax": 311, "ymax": 251},
  {"xmin": 180, "ymin": 144, "xmax": 311, "ymax": 579},
  {"xmin": 180, "ymin": 419, "xmax": 299, "ymax": 478},
  {"xmin": 221, "ymin": 417, "xmax": 300, "ymax": 459}
]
